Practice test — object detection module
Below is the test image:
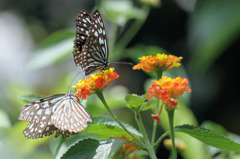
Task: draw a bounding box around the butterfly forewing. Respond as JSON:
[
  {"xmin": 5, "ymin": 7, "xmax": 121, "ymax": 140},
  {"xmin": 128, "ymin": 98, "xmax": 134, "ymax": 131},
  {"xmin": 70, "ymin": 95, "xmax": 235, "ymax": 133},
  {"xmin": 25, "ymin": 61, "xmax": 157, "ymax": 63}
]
[
  {"xmin": 18, "ymin": 94, "xmax": 64, "ymax": 124},
  {"xmin": 73, "ymin": 10, "xmax": 109, "ymax": 75},
  {"xmin": 73, "ymin": 10, "xmax": 92, "ymax": 66},
  {"xmin": 51, "ymin": 91, "xmax": 92, "ymax": 133}
]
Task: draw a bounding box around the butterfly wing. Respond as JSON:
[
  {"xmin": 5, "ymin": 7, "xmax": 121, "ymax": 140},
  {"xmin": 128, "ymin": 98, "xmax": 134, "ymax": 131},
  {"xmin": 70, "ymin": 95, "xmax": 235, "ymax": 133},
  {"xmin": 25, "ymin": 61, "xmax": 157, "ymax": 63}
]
[
  {"xmin": 23, "ymin": 122, "xmax": 46, "ymax": 139},
  {"xmin": 51, "ymin": 91, "xmax": 92, "ymax": 133},
  {"xmin": 18, "ymin": 94, "xmax": 65, "ymax": 125},
  {"xmin": 19, "ymin": 91, "xmax": 92, "ymax": 139},
  {"xmin": 19, "ymin": 94, "xmax": 65, "ymax": 139},
  {"xmin": 23, "ymin": 123, "xmax": 76, "ymax": 139},
  {"xmin": 91, "ymin": 10, "xmax": 109, "ymax": 61},
  {"xmin": 73, "ymin": 10, "xmax": 92, "ymax": 66},
  {"xmin": 73, "ymin": 10, "xmax": 109, "ymax": 75}
]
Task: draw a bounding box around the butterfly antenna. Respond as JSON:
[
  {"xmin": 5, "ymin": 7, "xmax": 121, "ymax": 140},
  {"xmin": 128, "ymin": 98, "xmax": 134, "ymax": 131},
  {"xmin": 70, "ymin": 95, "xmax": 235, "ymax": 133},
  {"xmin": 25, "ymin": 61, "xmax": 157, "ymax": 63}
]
[
  {"xmin": 67, "ymin": 71, "xmax": 82, "ymax": 91},
  {"xmin": 111, "ymin": 61, "xmax": 134, "ymax": 66}
]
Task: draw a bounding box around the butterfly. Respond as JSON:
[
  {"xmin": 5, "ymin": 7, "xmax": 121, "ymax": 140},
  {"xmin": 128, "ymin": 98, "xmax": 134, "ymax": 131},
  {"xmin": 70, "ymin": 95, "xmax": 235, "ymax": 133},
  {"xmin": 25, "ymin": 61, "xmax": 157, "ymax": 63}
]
[
  {"xmin": 18, "ymin": 90, "xmax": 92, "ymax": 139},
  {"xmin": 72, "ymin": 9, "xmax": 110, "ymax": 76}
]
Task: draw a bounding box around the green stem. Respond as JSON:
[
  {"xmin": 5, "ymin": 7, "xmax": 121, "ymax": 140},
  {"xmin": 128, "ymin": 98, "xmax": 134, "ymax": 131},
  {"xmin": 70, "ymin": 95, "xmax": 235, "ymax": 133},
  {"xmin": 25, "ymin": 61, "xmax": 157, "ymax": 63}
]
[
  {"xmin": 116, "ymin": 5, "xmax": 150, "ymax": 51},
  {"xmin": 167, "ymin": 109, "xmax": 177, "ymax": 159},
  {"xmin": 156, "ymin": 70, "xmax": 162, "ymax": 80},
  {"xmin": 151, "ymin": 71, "xmax": 162, "ymax": 144},
  {"xmin": 151, "ymin": 99, "xmax": 159, "ymax": 144},
  {"xmin": 146, "ymin": 146, "xmax": 157, "ymax": 159},
  {"xmin": 135, "ymin": 110, "xmax": 157, "ymax": 159},
  {"xmin": 154, "ymin": 131, "xmax": 169, "ymax": 148},
  {"xmin": 96, "ymin": 91, "xmax": 144, "ymax": 146}
]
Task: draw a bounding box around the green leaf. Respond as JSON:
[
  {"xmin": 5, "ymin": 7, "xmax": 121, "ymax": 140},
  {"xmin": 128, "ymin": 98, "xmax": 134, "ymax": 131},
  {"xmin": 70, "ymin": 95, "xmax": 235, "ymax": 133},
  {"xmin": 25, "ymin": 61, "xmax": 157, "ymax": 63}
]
[
  {"xmin": 125, "ymin": 94, "xmax": 147, "ymax": 110},
  {"xmin": 141, "ymin": 98, "xmax": 157, "ymax": 111},
  {"xmin": 188, "ymin": 0, "xmax": 240, "ymax": 73},
  {"xmin": 175, "ymin": 125, "xmax": 240, "ymax": 152},
  {"xmin": 89, "ymin": 116, "xmax": 142, "ymax": 138},
  {"xmin": 54, "ymin": 134, "xmax": 97, "ymax": 159},
  {"xmin": 19, "ymin": 95, "xmax": 42, "ymax": 103},
  {"xmin": 61, "ymin": 138, "xmax": 125, "ymax": 159},
  {"xmin": 84, "ymin": 124, "xmax": 134, "ymax": 139},
  {"xmin": 27, "ymin": 30, "xmax": 75, "ymax": 70}
]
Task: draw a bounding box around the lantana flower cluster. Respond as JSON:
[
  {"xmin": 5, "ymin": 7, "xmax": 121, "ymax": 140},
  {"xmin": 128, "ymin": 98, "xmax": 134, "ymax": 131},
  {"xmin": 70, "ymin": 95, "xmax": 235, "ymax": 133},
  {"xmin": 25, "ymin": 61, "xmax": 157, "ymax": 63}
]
[
  {"xmin": 133, "ymin": 53, "xmax": 182, "ymax": 73},
  {"xmin": 75, "ymin": 67, "xmax": 119, "ymax": 100},
  {"xmin": 147, "ymin": 76, "xmax": 191, "ymax": 109}
]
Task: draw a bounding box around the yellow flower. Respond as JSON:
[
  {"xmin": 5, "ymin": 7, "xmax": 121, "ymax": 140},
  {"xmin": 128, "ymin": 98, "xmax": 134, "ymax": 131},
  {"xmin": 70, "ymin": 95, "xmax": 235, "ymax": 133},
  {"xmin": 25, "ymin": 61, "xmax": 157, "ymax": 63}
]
[
  {"xmin": 133, "ymin": 53, "xmax": 182, "ymax": 73},
  {"xmin": 74, "ymin": 68, "xmax": 119, "ymax": 100}
]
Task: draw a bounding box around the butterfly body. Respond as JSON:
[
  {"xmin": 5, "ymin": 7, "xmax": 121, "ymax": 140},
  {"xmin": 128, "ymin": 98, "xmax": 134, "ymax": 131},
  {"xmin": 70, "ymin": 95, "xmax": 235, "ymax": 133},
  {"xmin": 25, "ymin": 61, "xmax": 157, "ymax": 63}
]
[
  {"xmin": 18, "ymin": 90, "xmax": 92, "ymax": 139},
  {"xmin": 73, "ymin": 10, "xmax": 109, "ymax": 75}
]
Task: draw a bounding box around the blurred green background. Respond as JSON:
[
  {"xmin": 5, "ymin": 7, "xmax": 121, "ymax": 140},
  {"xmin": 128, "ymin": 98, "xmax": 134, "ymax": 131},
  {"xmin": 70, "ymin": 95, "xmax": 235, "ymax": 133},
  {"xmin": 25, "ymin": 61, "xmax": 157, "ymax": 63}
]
[{"xmin": 1, "ymin": 0, "xmax": 240, "ymax": 158}]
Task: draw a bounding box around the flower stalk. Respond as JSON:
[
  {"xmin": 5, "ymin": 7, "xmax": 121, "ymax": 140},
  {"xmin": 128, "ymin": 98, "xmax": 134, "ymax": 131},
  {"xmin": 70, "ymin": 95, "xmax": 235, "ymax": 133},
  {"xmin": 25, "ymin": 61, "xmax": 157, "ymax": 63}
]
[
  {"xmin": 135, "ymin": 110, "xmax": 157, "ymax": 159},
  {"xmin": 151, "ymin": 99, "xmax": 159, "ymax": 144},
  {"xmin": 167, "ymin": 109, "xmax": 177, "ymax": 159},
  {"xmin": 96, "ymin": 91, "xmax": 145, "ymax": 147},
  {"xmin": 151, "ymin": 70, "xmax": 162, "ymax": 144}
]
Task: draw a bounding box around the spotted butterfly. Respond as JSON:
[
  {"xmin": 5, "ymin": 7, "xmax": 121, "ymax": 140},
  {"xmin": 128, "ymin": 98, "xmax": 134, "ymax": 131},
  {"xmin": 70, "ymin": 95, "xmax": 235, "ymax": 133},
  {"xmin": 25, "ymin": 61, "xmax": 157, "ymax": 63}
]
[
  {"xmin": 18, "ymin": 90, "xmax": 92, "ymax": 139},
  {"xmin": 72, "ymin": 10, "xmax": 110, "ymax": 76}
]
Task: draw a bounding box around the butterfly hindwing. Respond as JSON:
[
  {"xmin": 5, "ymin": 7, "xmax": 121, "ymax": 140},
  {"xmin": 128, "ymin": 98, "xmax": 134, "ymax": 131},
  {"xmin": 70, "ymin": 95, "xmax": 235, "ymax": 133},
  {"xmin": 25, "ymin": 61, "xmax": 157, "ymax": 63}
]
[
  {"xmin": 51, "ymin": 91, "xmax": 92, "ymax": 133},
  {"xmin": 24, "ymin": 123, "xmax": 75, "ymax": 139},
  {"xmin": 91, "ymin": 10, "xmax": 109, "ymax": 61}
]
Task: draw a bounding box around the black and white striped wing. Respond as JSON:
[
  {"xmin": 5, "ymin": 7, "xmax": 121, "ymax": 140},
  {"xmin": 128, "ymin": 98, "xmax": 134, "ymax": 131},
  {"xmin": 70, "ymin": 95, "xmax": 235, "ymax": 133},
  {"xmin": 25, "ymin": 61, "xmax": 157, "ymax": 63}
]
[
  {"xmin": 73, "ymin": 10, "xmax": 109, "ymax": 75},
  {"xmin": 73, "ymin": 10, "xmax": 92, "ymax": 65},
  {"xmin": 51, "ymin": 91, "xmax": 92, "ymax": 133}
]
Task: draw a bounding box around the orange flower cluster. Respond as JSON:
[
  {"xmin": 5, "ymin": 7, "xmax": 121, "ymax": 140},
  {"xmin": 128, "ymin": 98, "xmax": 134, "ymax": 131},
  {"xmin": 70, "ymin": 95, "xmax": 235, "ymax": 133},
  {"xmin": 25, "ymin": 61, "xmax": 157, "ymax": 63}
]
[
  {"xmin": 147, "ymin": 76, "xmax": 191, "ymax": 109},
  {"xmin": 114, "ymin": 136, "xmax": 140, "ymax": 159},
  {"xmin": 133, "ymin": 53, "xmax": 182, "ymax": 73},
  {"xmin": 74, "ymin": 68, "xmax": 119, "ymax": 100}
]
